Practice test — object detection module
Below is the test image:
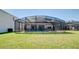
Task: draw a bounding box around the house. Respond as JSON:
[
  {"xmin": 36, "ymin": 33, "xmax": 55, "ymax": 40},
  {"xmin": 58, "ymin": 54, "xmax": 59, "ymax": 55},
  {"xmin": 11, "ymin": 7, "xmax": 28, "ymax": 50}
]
[
  {"xmin": 14, "ymin": 15, "xmax": 66, "ymax": 32},
  {"xmin": 65, "ymin": 21, "xmax": 79, "ymax": 30},
  {"xmin": 0, "ymin": 9, "xmax": 17, "ymax": 32}
]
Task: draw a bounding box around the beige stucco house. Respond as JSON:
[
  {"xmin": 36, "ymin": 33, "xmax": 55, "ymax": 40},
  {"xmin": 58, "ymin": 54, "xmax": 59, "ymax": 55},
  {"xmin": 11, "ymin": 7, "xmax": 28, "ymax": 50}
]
[{"xmin": 14, "ymin": 15, "xmax": 65, "ymax": 32}]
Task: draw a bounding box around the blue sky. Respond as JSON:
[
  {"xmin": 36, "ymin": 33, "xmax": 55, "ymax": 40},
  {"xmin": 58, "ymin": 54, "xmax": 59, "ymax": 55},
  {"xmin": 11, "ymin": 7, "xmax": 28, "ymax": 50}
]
[{"xmin": 4, "ymin": 9, "xmax": 79, "ymax": 21}]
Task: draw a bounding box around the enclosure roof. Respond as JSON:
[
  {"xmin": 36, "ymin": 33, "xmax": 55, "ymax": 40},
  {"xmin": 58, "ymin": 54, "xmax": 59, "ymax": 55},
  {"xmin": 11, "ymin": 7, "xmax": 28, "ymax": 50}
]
[{"xmin": 16, "ymin": 15, "xmax": 65, "ymax": 23}]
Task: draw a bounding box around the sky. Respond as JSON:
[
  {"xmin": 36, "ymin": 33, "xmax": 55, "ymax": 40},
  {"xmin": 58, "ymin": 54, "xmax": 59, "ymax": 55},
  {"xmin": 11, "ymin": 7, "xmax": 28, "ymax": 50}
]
[{"xmin": 3, "ymin": 9, "xmax": 79, "ymax": 21}]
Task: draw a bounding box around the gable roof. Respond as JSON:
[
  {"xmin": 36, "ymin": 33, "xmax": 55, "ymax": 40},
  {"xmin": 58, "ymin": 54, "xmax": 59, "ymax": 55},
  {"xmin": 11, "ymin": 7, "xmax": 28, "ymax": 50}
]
[{"xmin": 0, "ymin": 9, "xmax": 17, "ymax": 18}]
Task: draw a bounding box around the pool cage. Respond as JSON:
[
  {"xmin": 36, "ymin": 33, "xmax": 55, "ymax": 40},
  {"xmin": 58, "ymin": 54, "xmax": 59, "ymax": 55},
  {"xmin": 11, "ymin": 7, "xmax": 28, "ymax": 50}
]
[{"xmin": 14, "ymin": 16, "xmax": 65, "ymax": 32}]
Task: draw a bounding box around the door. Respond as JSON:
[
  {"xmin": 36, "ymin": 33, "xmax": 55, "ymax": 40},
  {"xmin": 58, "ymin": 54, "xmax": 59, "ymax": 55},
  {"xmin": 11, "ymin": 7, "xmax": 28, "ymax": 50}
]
[
  {"xmin": 38, "ymin": 25, "xmax": 45, "ymax": 31},
  {"xmin": 31, "ymin": 25, "xmax": 37, "ymax": 31}
]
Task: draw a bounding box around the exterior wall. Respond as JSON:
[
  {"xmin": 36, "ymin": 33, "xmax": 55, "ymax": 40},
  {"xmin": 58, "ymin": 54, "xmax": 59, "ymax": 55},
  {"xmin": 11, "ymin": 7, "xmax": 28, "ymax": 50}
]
[
  {"xmin": 0, "ymin": 10, "xmax": 17, "ymax": 32},
  {"xmin": 15, "ymin": 22, "xmax": 59, "ymax": 32},
  {"xmin": 25, "ymin": 23, "xmax": 53, "ymax": 30},
  {"xmin": 66, "ymin": 24, "xmax": 79, "ymax": 30}
]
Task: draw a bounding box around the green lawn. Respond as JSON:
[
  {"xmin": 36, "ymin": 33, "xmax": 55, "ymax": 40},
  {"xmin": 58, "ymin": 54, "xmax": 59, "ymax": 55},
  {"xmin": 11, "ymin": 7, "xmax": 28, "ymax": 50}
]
[{"xmin": 0, "ymin": 31, "xmax": 79, "ymax": 49}]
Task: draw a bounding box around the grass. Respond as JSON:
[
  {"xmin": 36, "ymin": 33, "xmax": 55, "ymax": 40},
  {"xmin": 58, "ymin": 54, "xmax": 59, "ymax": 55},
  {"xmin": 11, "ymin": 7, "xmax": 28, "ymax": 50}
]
[{"xmin": 0, "ymin": 31, "xmax": 79, "ymax": 49}]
